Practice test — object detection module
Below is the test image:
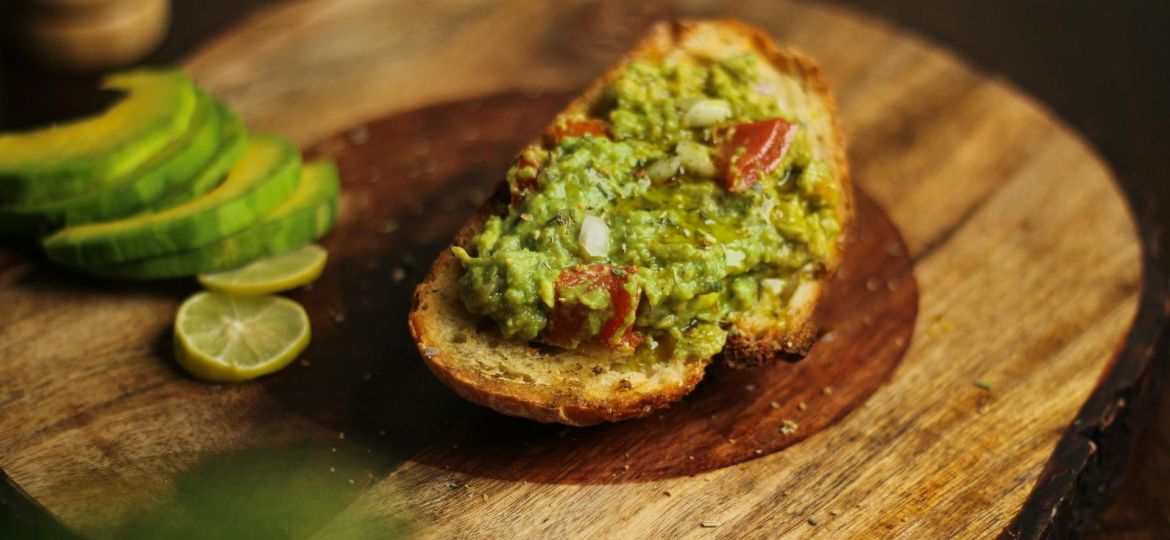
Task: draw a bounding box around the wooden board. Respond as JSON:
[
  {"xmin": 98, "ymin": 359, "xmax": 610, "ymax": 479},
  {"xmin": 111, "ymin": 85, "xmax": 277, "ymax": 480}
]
[{"xmin": 0, "ymin": 1, "xmax": 1160, "ymax": 538}]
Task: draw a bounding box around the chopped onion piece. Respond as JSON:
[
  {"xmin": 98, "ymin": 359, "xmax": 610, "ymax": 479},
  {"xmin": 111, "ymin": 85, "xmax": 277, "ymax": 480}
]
[
  {"xmin": 725, "ymin": 248, "xmax": 746, "ymax": 270},
  {"xmin": 579, "ymin": 215, "xmax": 610, "ymax": 258},
  {"xmin": 761, "ymin": 278, "xmax": 785, "ymax": 294},
  {"xmin": 645, "ymin": 156, "xmax": 681, "ymax": 182},
  {"xmin": 676, "ymin": 141, "xmax": 716, "ymax": 178},
  {"xmin": 683, "ymin": 99, "xmax": 732, "ymax": 127}
]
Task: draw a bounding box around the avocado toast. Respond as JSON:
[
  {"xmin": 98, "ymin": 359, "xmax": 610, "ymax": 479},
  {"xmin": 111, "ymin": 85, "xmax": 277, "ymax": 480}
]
[{"xmin": 411, "ymin": 20, "xmax": 851, "ymax": 425}]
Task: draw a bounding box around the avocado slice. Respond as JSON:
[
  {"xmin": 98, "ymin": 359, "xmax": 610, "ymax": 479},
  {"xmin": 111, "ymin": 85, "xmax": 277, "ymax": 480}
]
[
  {"xmin": 149, "ymin": 102, "xmax": 247, "ymax": 213},
  {"xmin": 43, "ymin": 133, "xmax": 302, "ymax": 266},
  {"xmin": 0, "ymin": 69, "xmax": 198, "ymax": 207},
  {"xmin": 0, "ymin": 91, "xmax": 225, "ymax": 232},
  {"xmin": 59, "ymin": 95, "xmax": 238, "ymax": 226},
  {"xmin": 92, "ymin": 161, "xmax": 340, "ymax": 279}
]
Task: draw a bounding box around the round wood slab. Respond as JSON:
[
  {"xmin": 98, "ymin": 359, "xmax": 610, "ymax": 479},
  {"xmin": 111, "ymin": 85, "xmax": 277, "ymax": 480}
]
[{"xmin": 0, "ymin": 1, "xmax": 1160, "ymax": 538}]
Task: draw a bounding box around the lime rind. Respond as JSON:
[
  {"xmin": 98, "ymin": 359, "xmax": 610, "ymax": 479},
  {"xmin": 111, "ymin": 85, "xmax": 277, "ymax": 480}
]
[
  {"xmin": 197, "ymin": 244, "xmax": 328, "ymax": 295},
  {"xmin": 174, "ymin": 291, "xmax": 310, "ymax": 382}
]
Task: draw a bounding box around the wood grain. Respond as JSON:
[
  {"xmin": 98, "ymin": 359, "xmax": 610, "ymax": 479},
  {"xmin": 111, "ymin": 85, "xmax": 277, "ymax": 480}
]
[{"xmin": 0, "ymin": 0, "xmax": 1155, "ymax": 538}]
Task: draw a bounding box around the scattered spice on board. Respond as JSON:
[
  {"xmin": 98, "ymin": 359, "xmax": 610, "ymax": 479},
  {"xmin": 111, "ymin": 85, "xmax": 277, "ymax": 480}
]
[
  {"xmin": 701, "ymin": 520, "xmax": 722, "ymax": 528},
  {"xmin": 977, "ymin": 395, "xmax": 991, "ymax": 415},
  {"xmin": 346, "ymin": 125, "xmax": 369, "ymax": 145},
  {"xmin": 808, "ymin": 517, "xmax": 820, "ymax": 526},
  {"xmin": 391, "ymin": 267, "xmax": 408, "ymax": 283},
  {"xmin": 927, "ymin": 315, "xmax": 955, "ymax": 336},
  {"xmin": 974, "ymin": 379, "xmax": 994, "ymax": 391}
]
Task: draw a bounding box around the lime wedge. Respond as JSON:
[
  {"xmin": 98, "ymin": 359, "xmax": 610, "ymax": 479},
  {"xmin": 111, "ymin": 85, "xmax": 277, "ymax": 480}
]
[
  {"xmin": 174, "ymin": 291, "xmax": 310, "ymax": 382},
  {"xmin": 197, "ymin": 244, "xmax": 327, "ymax": 295}
]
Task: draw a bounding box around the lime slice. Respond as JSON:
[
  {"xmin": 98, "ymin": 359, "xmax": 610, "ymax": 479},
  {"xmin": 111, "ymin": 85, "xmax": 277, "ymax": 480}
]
[
  {"xmin": 174, "ymin": 291, "xmax": 310, "ymax": 382},
  {"xmin": 197, "ymin": 244, "xmax": 328, "ymax": 295}
]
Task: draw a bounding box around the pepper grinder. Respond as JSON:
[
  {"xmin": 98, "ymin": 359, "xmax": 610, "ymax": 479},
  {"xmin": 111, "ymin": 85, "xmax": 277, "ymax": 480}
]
[{"xmin": 7, "ymin": 0, "xmax": 171, "ymax": 73}]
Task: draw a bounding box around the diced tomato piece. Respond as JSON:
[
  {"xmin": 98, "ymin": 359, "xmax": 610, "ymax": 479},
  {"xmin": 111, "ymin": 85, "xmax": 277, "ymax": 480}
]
[
  {"xmin": 716, "ymin": 119, "xmax": 798, "ymax": 192},
  {"xmin": 543, "ymin": 264, "xmax": 639, "ymax": 350},
  {"xmin": 544, "ymin": 118, "xmax": 610, "ymax": 146}
]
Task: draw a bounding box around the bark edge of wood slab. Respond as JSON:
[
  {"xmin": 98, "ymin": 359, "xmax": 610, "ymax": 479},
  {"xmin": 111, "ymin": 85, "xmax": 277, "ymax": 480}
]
[{"xmin": 1001, "ymin": 212, "xmax": 1169, "ymax": 540}]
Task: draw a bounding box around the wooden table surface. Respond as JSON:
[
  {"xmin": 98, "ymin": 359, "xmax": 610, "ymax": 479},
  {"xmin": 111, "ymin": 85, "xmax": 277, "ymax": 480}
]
[{"xmin": 0, "ymin": 1, "xmax": 1167, "ymax": 538}]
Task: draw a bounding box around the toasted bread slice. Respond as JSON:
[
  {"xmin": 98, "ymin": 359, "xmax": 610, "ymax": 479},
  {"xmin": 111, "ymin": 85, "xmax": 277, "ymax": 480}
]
[{"xmin": 409, "ymin": 20, "xmax": 852, "ymax": 425}]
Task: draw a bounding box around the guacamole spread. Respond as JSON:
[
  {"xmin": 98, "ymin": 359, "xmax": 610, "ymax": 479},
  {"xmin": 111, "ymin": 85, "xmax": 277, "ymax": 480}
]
[{"xmin": 453, "ymin": 54, "xmax": 842, "ymax": 360}]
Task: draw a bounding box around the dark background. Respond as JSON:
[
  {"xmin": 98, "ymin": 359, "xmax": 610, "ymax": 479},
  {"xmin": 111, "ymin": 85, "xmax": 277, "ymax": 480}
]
[{"xmin": 2, "ymin": 1, "xmax": 1167, "ymax": 537}]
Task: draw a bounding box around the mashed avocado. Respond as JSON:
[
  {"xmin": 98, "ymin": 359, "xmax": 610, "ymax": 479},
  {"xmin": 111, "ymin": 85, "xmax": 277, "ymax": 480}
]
[{"xmin": 454, "ymin": 54, "xmax": 841, "ymax": 359}]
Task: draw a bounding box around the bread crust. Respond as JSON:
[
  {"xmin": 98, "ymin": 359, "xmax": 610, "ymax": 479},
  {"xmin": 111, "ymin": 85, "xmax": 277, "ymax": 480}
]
[{"xmin": 409, "ymin": 19, "xmax": 852, "ymax": 425}]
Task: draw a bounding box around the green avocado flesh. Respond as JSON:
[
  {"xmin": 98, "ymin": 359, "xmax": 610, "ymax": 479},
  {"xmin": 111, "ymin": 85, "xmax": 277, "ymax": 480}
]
[
  {"xmin": 42, "ymin": 133, "xmax": 302, "ymax": 266},
  {"xmin": 92, "ymin": 161, "xmax": 340, "ymax": 279},
  {"xmin": 0, "ymin": 69, "xmax": 197, "ymax": 207},
  {"xmin": 455, "ymin": 54, "xmax": 843, "ymax": 360},
  {"xmin": 0, "ymin": 91, "xmax": 223, "ymax": 231},
  {"xmin": 149, "ymin": 102, "xmax": 248, "ymax": 212}
]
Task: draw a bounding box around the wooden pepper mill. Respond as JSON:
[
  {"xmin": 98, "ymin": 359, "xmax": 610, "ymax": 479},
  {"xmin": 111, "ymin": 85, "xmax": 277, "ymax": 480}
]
[{"xmin": 8, "ymin": 0, "xmax": 171, "ymax": 73}]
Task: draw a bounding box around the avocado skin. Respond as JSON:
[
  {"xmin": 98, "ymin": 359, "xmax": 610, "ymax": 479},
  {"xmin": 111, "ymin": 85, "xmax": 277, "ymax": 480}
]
[
  {"xmin": 0, "ymin": 70, "xmax": 198, "ymax": 207},
  {"xmin": 89, "ymin": 161, "xmax": 340, "ymax": 280},
  {"xmin": 148, "ymin": 102, "xmax": 247, "ymax": 213},
  {"xmin": 0, "ymin": 92, "xmax": 232, "ymax": 235},
  {"xmin": 42, "ymin": 134, "xmax": 303, "ymax": 266}
]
